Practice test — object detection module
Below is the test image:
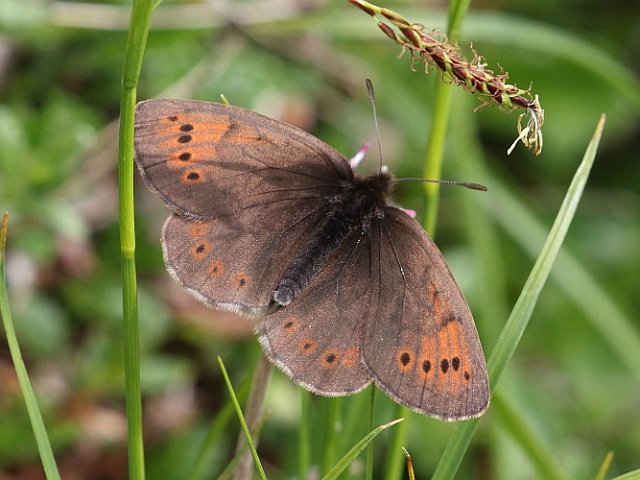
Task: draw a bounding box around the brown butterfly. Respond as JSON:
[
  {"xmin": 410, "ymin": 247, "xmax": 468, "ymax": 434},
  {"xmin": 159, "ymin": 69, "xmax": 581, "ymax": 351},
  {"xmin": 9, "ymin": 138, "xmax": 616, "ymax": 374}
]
[{"xmin": 134, "ymin": 99, "xmax": 489, "ymax": 421}]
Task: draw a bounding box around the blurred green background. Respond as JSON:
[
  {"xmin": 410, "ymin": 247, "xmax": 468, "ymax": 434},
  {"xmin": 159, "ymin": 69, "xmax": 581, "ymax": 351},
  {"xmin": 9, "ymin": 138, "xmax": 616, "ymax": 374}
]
[{"xmin": 0, "ymin": 0, "xmax": 639, "ymax": 478}]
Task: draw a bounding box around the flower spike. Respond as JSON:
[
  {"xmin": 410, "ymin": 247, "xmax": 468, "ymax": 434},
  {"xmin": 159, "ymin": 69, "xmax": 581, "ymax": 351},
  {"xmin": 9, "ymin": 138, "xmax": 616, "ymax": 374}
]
[{"xmin": 350, "ymin": 0, "xmax": 544, "ymax": 155}]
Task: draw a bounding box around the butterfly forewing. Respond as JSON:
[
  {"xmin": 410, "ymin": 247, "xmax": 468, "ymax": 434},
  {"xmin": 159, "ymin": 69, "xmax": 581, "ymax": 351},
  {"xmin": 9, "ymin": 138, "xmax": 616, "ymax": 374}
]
[{"xmin": 134, "ymin": 99, "xmax": 352, "ymax": 221}]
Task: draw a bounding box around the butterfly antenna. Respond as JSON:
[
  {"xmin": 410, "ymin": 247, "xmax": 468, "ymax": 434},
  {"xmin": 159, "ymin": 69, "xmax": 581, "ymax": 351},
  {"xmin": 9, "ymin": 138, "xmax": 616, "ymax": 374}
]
[
  {"xmin": 366, "ymin": 79, "xmax": 385, "ymax": 174},
  {"xmin": 394, "ymin": 177, "xmax": 488, "ymax": 191},
  {"xmin": 365, "ymin": 79, "xmax": 486, "ymax": 192}
]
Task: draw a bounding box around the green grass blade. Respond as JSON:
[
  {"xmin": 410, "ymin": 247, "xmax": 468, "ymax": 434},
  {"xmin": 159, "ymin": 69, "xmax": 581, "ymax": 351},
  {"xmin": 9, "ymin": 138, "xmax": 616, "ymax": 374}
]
[
  {"xmin": 488, "ymin": 113, "xmax": 605, "ymax": 386},
  {"xmin": 217, "ymin": 356, "xmax": 267, "ymax": 480},
  {"xmin": 365, "ymin": 386, "xmax": 376, "ymax": 480},
  {"xmin": 594, "ymin": 451, "xmax": 614, "ymax": 480},
  {"xmin": 421, "ymin": 0, "xmax": 470, "ymax": 235},
  {"xmin": 484, "ymin": 162, "xmax": 640, "ymax": 381},
  {"xmin": 118, "ymin": 1, "xmax": 156, "ymax": 479},
  {"xmin": 216, "ymin": 413, "xmax": 268, "ymax": 480},
  {"xmin": 487, "ymin": 185, "xmax": 640, "ymax": 382},
  {"xmin": 299, "ymin": 390, "xmax": 311, "ymax": 479},
  {"xmin": 383, "ymin": 404, "xmax": 409, "ymax": 480},
  {"xmin": 321, "ymin": 397, "xmax": 342, "ymax": 476},
  {"xmin": 232, "ymin": 355, "xmax": 272, "ymax": 478},
  {"xmin": 390, "ymin": 0, "xmax": 473, "ymax": 476},
  {"xmin": 432, "ymin": 115, "xmax": 606, "ymax": 479},
  {"xmin": 0, "ymin": 213, "xmax": 61, "ymax": 480},
  {"xmin": 321, "ymin": 418, "xmax": 404, "ymax": 480},
  {"xmin": 609, "ymin": 470, "xmax": 640, "ymax": 480},
  {"xmin": 421, "ymin": 79, "xmax": 453, "ymax": 236},
  {"xmin": 188, "ymin": 376, "xmax": 251, "ymax": 480}
]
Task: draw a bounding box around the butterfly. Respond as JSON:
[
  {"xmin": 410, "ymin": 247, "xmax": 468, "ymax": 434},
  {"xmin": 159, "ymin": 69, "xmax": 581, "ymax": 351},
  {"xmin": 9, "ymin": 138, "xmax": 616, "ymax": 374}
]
[{"xmin": 134, "ymin": 98, "xmax": 489, "ymax": 421}]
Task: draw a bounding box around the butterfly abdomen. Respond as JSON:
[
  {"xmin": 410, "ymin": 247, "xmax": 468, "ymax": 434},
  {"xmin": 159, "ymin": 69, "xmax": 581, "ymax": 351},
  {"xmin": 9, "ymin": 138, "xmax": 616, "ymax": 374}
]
[{"xmin": 273, "ymin": 171, "xmax": 393, "ymax": 307}]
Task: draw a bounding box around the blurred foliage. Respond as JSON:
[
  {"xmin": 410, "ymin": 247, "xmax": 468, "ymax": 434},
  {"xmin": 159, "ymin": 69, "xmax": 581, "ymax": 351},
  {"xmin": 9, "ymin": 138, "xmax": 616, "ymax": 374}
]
[{"xmin": 0, "ymin": 0, "xmax": 639, "ymax": 478}]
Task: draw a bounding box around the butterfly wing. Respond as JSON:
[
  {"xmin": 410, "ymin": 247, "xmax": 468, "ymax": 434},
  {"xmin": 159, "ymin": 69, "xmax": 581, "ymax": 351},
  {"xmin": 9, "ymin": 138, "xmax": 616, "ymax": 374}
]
[
  {"xmin": 259, "ymin": 205, "xmax": 489, "ymax": 415},
  {"xmin": 364, "ymin": 208, "xmax": 489, "ymax": 420},
  {"xmin": 135, "ymin": 99, "xmax": 353, "ymax": 316},
  {"xmin": 161, "ymin": 212, "xmax": 325, "ymax": 317},
  {"xmin": 259, "ymin": 226, "xmax": 376, "ymax": 395},
  {"xmin": 134, "ymin": 99, "xmax": 353, "ymax": 220}
]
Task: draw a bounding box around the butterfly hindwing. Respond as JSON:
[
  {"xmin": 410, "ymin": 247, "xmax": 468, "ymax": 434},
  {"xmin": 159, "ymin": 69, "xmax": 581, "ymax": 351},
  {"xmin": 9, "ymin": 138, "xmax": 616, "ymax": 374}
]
[
  {"xmin": 162, "ymin": 212, "xmax": 318, "ymax": 316},
  {"xmin": 259, "ymin": 226, "xmax": 377, "ymax": 395},
  {"xmin": 363, "ymin": 208, "xmax": 489, "ymax": 420}
]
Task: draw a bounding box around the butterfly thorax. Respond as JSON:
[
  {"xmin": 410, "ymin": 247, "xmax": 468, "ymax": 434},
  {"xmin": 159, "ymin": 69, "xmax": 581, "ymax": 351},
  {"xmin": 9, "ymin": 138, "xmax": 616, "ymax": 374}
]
[{"xmin": 272, "ymin": 170, "xmax": 393, "ymax": 308}]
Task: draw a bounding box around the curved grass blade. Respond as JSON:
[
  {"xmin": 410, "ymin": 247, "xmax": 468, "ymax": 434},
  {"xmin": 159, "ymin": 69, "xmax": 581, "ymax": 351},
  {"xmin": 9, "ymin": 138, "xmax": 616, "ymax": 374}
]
[
  {"xmin": 217, "ymin": 356, "xmax": 267, "ymax": 480},
  {"xmin": 0, "ymin": 213, "xmax": 61, "ymax": 480},
  {"xmin": 432, "ymin": 114, "xmax": 606, "ymax": 479},
  {"xmin": 321, "ymin": 418, "xmax": 404, "ymax": 480},
  {"xmin": 402, "ymin": 447, "xmax": 416, "ymax": 480},
  {"xmin": 594, "ymin": 451, "xmax": 614, "ymax": 480},
  {"xmin": 609, "ymin": 469, "xmax": 640, "ymax": 480},
  {"xmin": 188, "ymin": 376, "xmax": 251, "ymax": 480}
]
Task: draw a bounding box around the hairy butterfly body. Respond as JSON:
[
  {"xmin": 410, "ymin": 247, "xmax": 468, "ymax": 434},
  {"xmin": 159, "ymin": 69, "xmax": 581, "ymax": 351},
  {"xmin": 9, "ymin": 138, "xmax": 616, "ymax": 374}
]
[{"xmin": 134, "ymin": 99, "xmax": 489, "ymax": 420}]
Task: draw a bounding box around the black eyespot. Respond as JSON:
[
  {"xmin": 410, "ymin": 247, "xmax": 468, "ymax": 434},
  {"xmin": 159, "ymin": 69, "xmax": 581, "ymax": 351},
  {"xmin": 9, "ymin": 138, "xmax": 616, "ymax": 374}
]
[
  {"xmin": 440, "ymin": 359, "xmax": 450, "ymax": 374},
  {"xmin": 400, "ymin": 352, "xmax": 411, "ymax": 366},
  {"xmin": 451, "ymin": 357, "xmax": 460, "ymax": 371}
]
